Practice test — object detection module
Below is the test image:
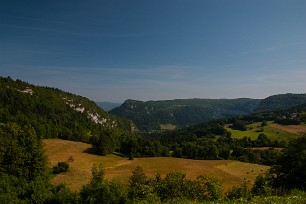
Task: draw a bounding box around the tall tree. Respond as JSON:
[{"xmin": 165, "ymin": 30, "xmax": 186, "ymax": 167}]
[
  {"xmin": 0, "ymin": 123, "xmax": 47, "ymax": 180},
  {"xmin": 272, "ymin": 136, "xmax": 306, "ymax": 190}
]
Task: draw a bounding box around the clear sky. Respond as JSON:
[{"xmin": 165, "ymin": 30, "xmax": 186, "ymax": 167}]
[{"xmin": 0, "ymin": 0, "xmax": 305, "ymax": 103}]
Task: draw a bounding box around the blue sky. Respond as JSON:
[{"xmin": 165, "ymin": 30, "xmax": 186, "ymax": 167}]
[{"xmin": 0, "ymin": 0, "xmax": 305, "ymax": 103}]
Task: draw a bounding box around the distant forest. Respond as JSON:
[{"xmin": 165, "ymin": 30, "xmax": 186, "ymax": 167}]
[{"xmin": 110, "ymin": 94, "xmax": 306, "ymax": 131}]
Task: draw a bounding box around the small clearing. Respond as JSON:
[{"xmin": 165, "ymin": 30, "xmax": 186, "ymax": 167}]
[
  {"xmin": 226, "ymin": 121, "xmax": 299, "ymax": 141},
  {"xmin": 160, "ymin": 123, "xmax": 177, "ymax": 131}
]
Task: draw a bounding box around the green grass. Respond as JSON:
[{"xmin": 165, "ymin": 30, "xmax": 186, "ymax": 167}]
[
  {"xmin": 226, "ymin": 121, "xmax": 299, "ymax": 141},
  {"xmin": 134, "ymin": 190, "xmax": 306, "ymax": 204},
  {"xmin": 44, "ymin": 139, "xmax": 269, "ymax": 192}
]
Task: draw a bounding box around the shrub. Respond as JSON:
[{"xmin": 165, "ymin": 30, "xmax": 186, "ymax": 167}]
[
  {"xmin": 52, "ymin": 162, "xmax": 70, "ymax": 174},
  {"xmin": 227, "ymin": 182, "xmax": 252, "ymax": 200}
]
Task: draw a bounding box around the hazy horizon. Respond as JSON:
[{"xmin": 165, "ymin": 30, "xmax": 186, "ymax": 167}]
[{"xmin": 1, "ymin": 0, "xmax": 306, "ymax": 103}]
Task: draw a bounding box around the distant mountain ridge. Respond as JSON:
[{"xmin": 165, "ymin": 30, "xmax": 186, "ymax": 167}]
[
  {"xmin": 1, "ymin": 76, "xmax": 305, "ymax": 133},
  {"xmin": 96, "ymin": 101, "xmax": 121, "ymax": 111},
  {"xmin": 110, "ymin": 94, "xmax": 306, "ymax": 131},
  {"xmin": 110, "ymin": 98, "xmax": 261, "ymax": 131},
  {"xmin": 255, "ymin": 93, "xmax": 306, "ymax": 112}
]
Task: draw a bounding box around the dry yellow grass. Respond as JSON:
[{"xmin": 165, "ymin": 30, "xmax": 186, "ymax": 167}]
[
  {"xmin": 160, "ymin": 123, "xmax": 177, "ymax": 131},
  {"xmin": 270, "ymin": 123, "xmax": 306, "ymax": 135},
  {"xmin": 44, "ymin": 139, "xmax": 269, "ymax": 191}
]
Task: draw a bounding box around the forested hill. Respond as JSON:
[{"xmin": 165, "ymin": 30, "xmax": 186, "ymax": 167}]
[
  {"xmin": 110, "ymin": 94, "xmax": 306, "ymax": 131},
  {"xmin": 110, "ymin": 98, "xmax": 260, "ymax": 131},
  {"xmin": 255, "ymin": 93, "xmax": 306, "ymax": 112},
  {"xmin": 0, "ymin": 76, "xmax": 134, "ymax": 143}
]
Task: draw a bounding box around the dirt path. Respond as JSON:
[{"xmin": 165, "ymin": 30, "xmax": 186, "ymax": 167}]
[{"xmin": 104, "ymin": 160, "xmax": 132, "ymax": 170}]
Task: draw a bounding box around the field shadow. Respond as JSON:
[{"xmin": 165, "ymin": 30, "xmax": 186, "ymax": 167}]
[
  {"xmin": 83, "ymin": 148, "xmax": 128, "ymax": 158},
  {"xmin": 83, "ymin": 147, "xmax": 99, "ymax": 155}
]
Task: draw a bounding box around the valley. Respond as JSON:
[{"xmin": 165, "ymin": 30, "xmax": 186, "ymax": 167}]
[
  {"xmin": 2, "ymin": 1, "xmax": 306, "ymax": 202},
  {"xmin": 110, "ymin": 94, "xmax": 306, "ymax": 131},
  {"xmin": 1, "ymin": 76, "xmax": 306, "ymax": 203}
]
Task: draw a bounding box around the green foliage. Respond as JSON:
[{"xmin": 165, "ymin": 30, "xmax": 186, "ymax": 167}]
[
  {"xmin": 91, "ymin": 163, "xmax": 105, "ymax": 182},
  {"xmin": 155, "ymin": 172, "xmax": 188, "ymax": 200},
  {"xmin": 152, "ymin": 172, "xmax": 223, "ymax": 202},
  {"xmin": 252, "ymin": 173, "xmax": 274, "ymax": 196},
  {"xmin": 0, "ymin": 120, "xmax": 79, "ymax": 203},
  {"xmin": 224, "ymin": 190, "xmax": 306, "ymax": 204},
  {"xmin": 193, "ymin": 175, "xmax": 224, "ymax": 201},
  {"xmin": 0, "ymin": 76, "xmax": 134, "ymax": 151},
  {"xmin": 80, "ymin": 179, "xmax": 128, "ymax": 204},
  {"xmin": 128, "ymin": 166, "xmax": 154, "ymax": 200},
  {"xmin": 0, "ymin": 123, "xmax": 47, "ymax": 180},
  {"xmin": 91, "ymin": 128, "xmax": 122, "ymax": 155},
  {"xmin": 227, "ymin": 182, "xmax": 252, "ymax": 200},
  {"xmin": 255, "ymin": 93, "xmax": 306, "ymax": 112},
  {"xmin": 261, "ymin": 120, "xmax": 267, "ymax": 126},
  {"xmin": 80, "ymin": 164, "xmax": 128, "ymax": 204},
  {"xmin": 271, "ymin": 136, "xmax": 306, "ymax": 190},
  {"xmin": 256, "ymin": 134, "xmax": 270, "ymax": 146},
  {"xmin": 52, "ymin": 162, "xmax": 70, "ymax": 174},
  {"xmin": 0, "ymin": 174, "xmax": 79, "ymax": 203},
  {"xmin": 129, "ymin": 166, "xmax": 148, "ymax": 188},
  {"xmin": 45, "ymin": 184, "xmax": 80, "ymax": 204},
  {"xmin": 274, "ymin": 117, "xmax": 301, "ymax": 125},
  {"xmin": 230, "ymin": 120, "xmax": 247, "ymax": 131},
  {"xmin": 120, "ymin": 135, "xmax": 170, "ymax": 158}
]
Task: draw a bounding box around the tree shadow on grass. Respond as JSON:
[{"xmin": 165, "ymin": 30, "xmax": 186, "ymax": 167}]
[{"xmin": 83, "ymin": 147, "xmax": 99, "ymax": 155}]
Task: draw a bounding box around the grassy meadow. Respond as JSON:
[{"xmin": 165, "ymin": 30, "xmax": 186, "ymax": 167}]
[
  {"xmin": 44, "ymin": 139, "xmax": 269, "ymax": 192},
  {"xmin": 226, "ymin": 121, "xmax": 301, "ymax": 141}
]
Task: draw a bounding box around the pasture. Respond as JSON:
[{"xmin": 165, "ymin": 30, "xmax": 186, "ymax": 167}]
[
  {"xmin": 270, "ymin": 123, "xmax": 306, "ymax": 135},
  {"xmin": 44, "ymin": 139, "xmax": 269, "ymax": 192},
  {"xmin": 226, "ymin": 121, "xmax": 299, "ymax": 141}
]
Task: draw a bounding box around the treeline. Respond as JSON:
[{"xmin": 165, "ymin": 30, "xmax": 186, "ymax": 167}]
[
  {"xmin": 118, "ymin": 104, "xmax": 306, "ymax": 164},
  {"xmin": 1, "ymin": 123, "xmax": 306, "ymax": 203}
]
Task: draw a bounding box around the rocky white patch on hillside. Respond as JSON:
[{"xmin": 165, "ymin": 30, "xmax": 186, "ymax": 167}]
[
  {"xmin": 18, "ymin": 87, "xmax": 34, "ymax": 95},
  {"xmin": 62, "ymin": 97, "xmax": 117, "ymax": 128}
]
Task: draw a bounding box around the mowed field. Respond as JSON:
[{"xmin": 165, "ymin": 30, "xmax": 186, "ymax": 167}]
[
  {"xmin": 270, "ymin": 123, "xmax": 306, "ymax": 135},
  {"xmin": 226, "ymin": 121, "xmax": 300, "ymax": 141},
  {"xmin": 44, "ymin": 139, "xmax": 269, "ymax": 192}
]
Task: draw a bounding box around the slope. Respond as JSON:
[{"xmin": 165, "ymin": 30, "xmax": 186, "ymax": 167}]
[
  {"xmin": 44, "ymin": 139, "xmax": 269, "ymax": 191},
  {"xmin": 0, "ymin": 76, "xmax": 134, "ymax": 143}
]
